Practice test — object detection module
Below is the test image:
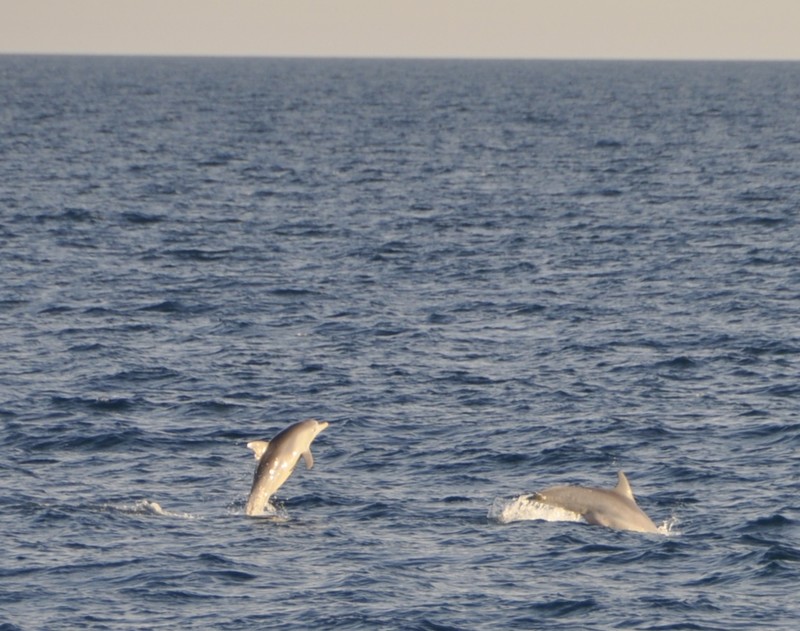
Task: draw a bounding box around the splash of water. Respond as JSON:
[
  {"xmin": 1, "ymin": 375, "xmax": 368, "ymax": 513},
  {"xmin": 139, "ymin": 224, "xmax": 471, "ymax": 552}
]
[
  {"xmin": 109, "ymin": 499, "xmax": 196, "ymax": 519},
  {"xmin": 488, "ymin": 495, "xmax": 584, "ymax": 525}
]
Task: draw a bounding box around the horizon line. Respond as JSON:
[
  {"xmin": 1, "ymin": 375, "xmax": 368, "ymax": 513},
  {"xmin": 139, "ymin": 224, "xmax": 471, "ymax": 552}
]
[{"xmin": 2, "ymin": 51, "xmax": 800, "ymax": 63}]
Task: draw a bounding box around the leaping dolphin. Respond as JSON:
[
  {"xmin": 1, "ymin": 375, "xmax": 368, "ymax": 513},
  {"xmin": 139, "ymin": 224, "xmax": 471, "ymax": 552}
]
[
  {"xmin": 526, "ymin": 471, "xmax": 659, "ymax": 534},
  {"xmin": 245, "ymin": 419, "xmax": 329, "ymax": 516}
]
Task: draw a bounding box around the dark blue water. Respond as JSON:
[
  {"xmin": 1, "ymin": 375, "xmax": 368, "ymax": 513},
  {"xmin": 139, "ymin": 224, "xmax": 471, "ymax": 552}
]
[{"xmin": 1, "ymin": 56, "xmax": 799, "ymax": 630}]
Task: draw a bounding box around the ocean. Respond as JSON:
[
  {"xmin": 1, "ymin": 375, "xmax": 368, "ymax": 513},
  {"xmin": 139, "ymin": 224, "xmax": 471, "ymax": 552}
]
[{"xmin": 1, "ymin": 55, "xmax": 798, "ymax": 630}]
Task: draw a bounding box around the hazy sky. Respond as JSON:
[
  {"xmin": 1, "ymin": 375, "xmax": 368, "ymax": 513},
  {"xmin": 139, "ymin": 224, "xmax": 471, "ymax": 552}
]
[{"xmin": 3, "ymin": 0, "xmax": 800, "ymax": 60}]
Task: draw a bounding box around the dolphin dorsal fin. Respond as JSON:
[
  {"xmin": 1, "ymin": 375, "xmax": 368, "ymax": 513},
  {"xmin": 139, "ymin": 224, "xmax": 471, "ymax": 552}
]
[
  {"xmin": 302, "ymin": 449, "xmax": 314, "ymax": 469},
  {"xmin": 247, "ymin": 440, "xmax": 270, "ymax": 460},
  {"xmin": 613, "ymin": 470, "xmax": 635, "ymax": 501}
]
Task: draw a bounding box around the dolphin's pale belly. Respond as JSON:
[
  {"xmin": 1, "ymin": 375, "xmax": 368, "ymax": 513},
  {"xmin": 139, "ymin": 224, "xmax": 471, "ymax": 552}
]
[{"xmin": 245, "ymin": 454, "xmax": 299, "ymax": 515}]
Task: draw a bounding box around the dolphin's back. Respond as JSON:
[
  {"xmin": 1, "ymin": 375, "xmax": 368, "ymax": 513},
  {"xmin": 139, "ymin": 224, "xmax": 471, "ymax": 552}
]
[{"xmin": 533, "ymin": 472, "xmax": 659, "ymax": 534}]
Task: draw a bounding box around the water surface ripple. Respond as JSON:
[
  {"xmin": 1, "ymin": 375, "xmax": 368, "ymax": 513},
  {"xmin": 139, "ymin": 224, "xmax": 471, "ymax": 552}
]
[{"xmin": 1, "ymin": 57, "xmax": 799, "ymax": 630}]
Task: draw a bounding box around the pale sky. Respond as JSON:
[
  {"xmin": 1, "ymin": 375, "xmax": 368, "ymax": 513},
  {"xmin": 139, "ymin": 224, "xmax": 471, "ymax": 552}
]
[{"xmin": 2, "ymin": 0, "xmax": 800, "ymax": 60}]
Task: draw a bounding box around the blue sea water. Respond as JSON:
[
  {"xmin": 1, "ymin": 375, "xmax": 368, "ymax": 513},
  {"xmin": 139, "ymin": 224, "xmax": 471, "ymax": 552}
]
[{"xmin": 1, "ymin": 55, "xmax": 799, "ymax": 630}]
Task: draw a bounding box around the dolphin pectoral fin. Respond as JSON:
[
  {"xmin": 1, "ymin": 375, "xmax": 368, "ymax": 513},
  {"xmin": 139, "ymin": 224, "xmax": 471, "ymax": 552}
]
[
  {"xmin": 583, "ymin": 511, "xmax": 608, "ymax": 528},
  {"xmin": 613, "ymin": 471, "xmax": 635, "ymax": 501},
  {"xmin": 247, "ymin": 440, "xmax": 270, "ymax": 460},
  {"xmin": 302, "ymin": 449, "xmax": 314, "ymax": 469}
]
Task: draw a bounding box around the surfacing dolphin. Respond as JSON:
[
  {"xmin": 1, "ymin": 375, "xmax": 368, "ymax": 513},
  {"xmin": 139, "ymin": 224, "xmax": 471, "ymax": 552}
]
[
  {"xmin": 526, "ymin": 471, "xmax": 659, "ymax": 534},
  {"xmin": 245, "ymin": 419, "xmax": 329, "ymax": 516}
]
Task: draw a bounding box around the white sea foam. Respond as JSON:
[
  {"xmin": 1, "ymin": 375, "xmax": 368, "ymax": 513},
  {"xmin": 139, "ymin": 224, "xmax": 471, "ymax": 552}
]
[
  {"xmin": 657, "ymin": 515, "xmax": 681, "ymax": 536},
  {"xmin": 489, "ymin": 495, "xmax": 584, "ymax": 525}
]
